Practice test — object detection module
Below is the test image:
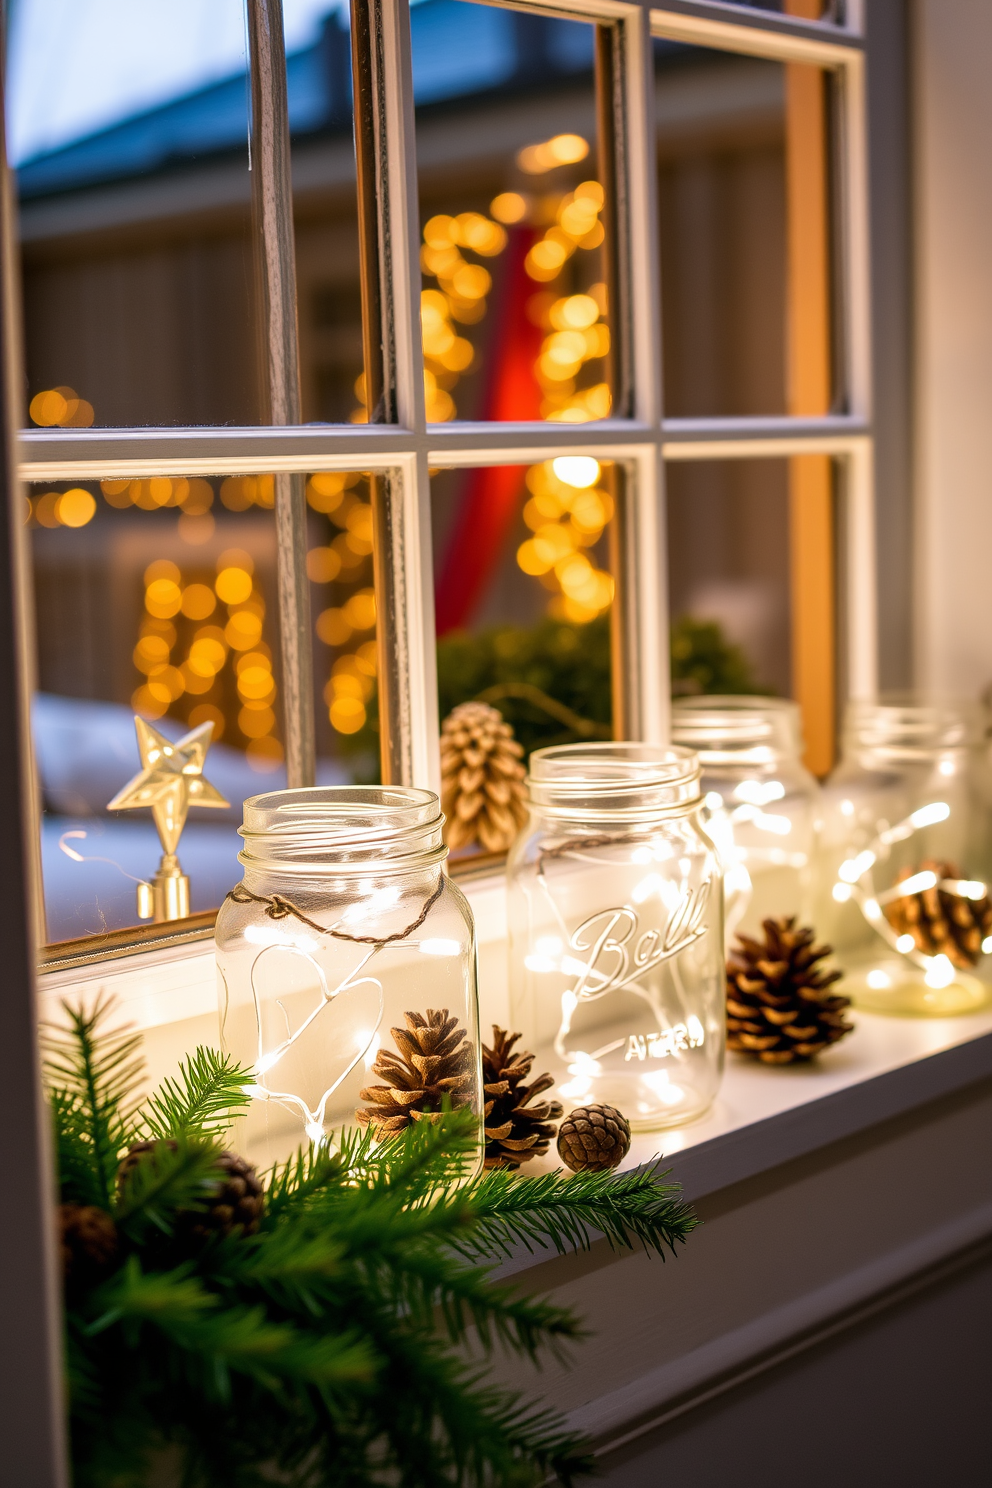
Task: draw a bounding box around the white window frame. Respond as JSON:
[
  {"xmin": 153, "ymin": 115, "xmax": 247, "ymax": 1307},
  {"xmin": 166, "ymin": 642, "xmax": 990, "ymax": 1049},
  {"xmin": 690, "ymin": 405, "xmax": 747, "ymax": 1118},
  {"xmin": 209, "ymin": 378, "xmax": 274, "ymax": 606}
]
[{"xmin": 0, "ymin": 5, "xmax": 876, "ymax": 1476}]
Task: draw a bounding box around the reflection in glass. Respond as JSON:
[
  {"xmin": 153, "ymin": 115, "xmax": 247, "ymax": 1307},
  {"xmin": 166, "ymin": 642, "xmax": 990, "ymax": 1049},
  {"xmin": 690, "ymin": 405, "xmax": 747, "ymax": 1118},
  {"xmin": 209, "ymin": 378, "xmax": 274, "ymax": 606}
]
[
  {"xmin": 411, "ymin": 2, "xmax": 609, "ymax": 424},
  {"xmin": 665, "ymin": 458, "xmax": 791, "ymax": 699},
  {"xmin": 29, "ymin": 467, "xmax": 377, "ymax": 942},
  {"xmin": 432, "ymin": 459, "xmax": 614, "ymax": 863},
  {"xmin": 10, "ymin": 0, "xmax": 362, "ymax": 428}
]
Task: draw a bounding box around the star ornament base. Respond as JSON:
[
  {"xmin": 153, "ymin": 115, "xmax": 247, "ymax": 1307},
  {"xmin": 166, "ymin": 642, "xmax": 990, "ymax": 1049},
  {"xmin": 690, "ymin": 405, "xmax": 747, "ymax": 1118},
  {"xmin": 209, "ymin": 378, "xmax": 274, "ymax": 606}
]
[{"xmin": 137, "ymin": 853, "xmax": 191, "ymax": 923}]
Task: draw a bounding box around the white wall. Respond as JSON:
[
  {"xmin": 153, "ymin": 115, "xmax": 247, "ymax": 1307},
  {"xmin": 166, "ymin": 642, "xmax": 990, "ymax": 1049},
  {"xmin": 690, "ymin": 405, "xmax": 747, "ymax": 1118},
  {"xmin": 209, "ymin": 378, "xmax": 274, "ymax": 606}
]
[{"xmin": 914, "ymin": 0, "xmax": 992, "ymax": 697}]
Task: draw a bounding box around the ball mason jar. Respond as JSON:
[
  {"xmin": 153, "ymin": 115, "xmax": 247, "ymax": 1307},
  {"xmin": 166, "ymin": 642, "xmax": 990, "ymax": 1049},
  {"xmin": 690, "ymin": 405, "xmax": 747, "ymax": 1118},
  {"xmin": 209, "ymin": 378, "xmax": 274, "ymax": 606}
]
[
  {"xmin": 814, "ymin": 698, "xmax": 992, "ymax": 1016},
  {"xmin": 507, "ymin": 743, "xmax": 724, "ymax": 1131},
  {"xmin": 215, "ymin": 787, "xmax": 483, "ymax": 1166},
  {"xmin": 671, "ymin": 696, "xmax": 821, "ymax": 945}
]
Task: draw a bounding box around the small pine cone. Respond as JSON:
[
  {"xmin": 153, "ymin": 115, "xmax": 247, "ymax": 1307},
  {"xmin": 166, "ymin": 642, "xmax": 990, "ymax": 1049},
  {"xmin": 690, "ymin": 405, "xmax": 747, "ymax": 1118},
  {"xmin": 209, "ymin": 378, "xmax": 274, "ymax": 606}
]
[
  {"xmin": 482, "ymin": 1026, "xmax": 563, "ymax": 1169},
  {"xmin": 883, "ymin": 860, "xmax": 992, "ymax": 969},
  {"xmin": 556, "ymin": 1104, "xmax": 631, "ymax": 1173},
  {"xmin": 440, "ymin": 701, "xmax": 527, "ymax": 855},
  {"xmin": 117, "ymin": 1140, "xmax": 264, "ymax": 1244},
  {"xmin": 356, "ymin": 1009, "xmax": 476, "ymax": 1137},
  {"xmin": 58, "ymin": 1203, "xmax": 119, "ymax": 1286},
  {"xmin": 727, "ymin": 917, "xmax": 853, "ymax": 1064}
]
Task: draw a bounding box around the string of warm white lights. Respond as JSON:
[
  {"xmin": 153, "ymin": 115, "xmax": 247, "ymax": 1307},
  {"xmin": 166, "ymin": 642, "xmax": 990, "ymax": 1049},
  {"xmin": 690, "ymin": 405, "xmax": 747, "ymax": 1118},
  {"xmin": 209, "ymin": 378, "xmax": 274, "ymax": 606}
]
[{"xmin": 831, "ymin": 800, "xmax": 992, "ymax": 989}]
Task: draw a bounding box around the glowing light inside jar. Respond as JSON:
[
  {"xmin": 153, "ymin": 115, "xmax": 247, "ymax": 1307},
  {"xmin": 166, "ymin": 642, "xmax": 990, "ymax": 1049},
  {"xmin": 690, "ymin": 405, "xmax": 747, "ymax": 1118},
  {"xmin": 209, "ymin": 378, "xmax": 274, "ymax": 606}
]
[
  {"xmin": 896, "ymin": 934, "xmax": 916, "ymax": 953},
  {"xmin": 924, "ymin": 954, "xmax": 956, "ymax": 989},
  {"xmin": 419, "ymin": 938, "xmax": 460, "ymax": 956},
  {"xmin": 866, "ymin": 970, "xmax": 891, "ymax": 989}
]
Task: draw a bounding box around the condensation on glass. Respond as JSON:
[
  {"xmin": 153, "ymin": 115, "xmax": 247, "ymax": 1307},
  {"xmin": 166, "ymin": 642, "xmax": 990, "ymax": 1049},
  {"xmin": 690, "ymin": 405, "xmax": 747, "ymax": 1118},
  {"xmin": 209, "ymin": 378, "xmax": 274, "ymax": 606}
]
[
  {"xmin": 28, "ymin": 468, "xmax": 377, "ymax": 943},
  {"xmin": 411, "ymin": 1, "xmax": 610, "ymax": 425}
]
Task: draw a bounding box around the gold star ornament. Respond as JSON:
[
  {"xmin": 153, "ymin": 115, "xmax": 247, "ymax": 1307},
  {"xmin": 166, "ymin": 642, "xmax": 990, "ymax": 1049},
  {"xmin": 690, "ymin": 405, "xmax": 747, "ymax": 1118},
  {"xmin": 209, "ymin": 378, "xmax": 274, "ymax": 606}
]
[{"xmin": 107, "ymin": 718, "xmax": 230, "ymax": 921}]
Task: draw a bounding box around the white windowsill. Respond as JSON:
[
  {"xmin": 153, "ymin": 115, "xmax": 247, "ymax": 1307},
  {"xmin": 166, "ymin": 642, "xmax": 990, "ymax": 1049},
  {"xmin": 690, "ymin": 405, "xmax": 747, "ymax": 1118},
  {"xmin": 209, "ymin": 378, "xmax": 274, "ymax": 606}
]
[{"xmin": 39, "ymin": 872, "xmax": 992, "ymax": 1220}]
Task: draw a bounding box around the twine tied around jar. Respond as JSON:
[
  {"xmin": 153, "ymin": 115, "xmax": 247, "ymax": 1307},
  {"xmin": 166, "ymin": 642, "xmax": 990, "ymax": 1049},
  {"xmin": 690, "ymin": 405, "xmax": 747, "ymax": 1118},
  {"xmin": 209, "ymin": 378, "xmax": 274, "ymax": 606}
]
[{"xmin": 224, "ymin": 879, "xmax": 445, "ymax": 947}]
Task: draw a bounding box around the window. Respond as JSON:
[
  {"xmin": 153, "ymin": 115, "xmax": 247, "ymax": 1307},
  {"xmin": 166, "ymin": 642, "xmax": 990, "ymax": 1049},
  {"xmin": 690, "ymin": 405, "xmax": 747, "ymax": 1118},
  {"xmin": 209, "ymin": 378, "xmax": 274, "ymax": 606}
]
[{"xmin": 10, "ymin": 0, "xmax": 874, "ymax": 967}]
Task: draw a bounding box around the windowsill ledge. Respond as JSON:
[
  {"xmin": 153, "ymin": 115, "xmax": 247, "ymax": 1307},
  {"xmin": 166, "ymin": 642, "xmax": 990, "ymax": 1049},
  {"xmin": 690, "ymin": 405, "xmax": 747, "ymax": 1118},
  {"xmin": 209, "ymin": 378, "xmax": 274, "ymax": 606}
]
[{"xmin": 39, "ymin": 870, "xmax": 992, "ymax": 1213}]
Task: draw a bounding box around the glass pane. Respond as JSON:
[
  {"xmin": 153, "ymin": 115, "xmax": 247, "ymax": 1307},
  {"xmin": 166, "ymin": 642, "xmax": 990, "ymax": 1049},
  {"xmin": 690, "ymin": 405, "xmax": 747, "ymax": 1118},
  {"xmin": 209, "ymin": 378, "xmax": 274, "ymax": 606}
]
[
  {"xmin": 665, "ymin": 458, "xmax": 792, "ymax": 698},
  {"xmin": 411, "ymin": 1, "xmax": 611, "ymax": 425},
  {"xmin": 9, "ymin": 1, "xmax": 362, "ymax": 428},
  {"xmin": 656, "ymin": 45, "xmax": 834, "ymax": 418},
  {"xmin": 433, "ymin": 456, "xmax": 615, "ymax": 858},
  {"xmin": 30, "ymin": 466, "xmax": 377, "ymax": 944}
]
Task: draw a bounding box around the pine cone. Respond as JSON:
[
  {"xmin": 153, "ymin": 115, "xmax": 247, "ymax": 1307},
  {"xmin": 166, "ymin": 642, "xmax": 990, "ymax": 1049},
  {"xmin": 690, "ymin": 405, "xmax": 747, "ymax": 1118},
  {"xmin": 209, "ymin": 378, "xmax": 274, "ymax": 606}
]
[
  {"xmin": 482, "ymin": 1026, "xmax": 563, "ymax": 1169},
  {"xmin": 883, "ymin": 860, "xmax": 992, "ymax": 969},
  {"xmin": 356, "ymin": 1009, "xmax": 475, "ymax": 1136},
  {"xmin": 117, "ymin": 1140, "xmax": 264, "ymax": 1243},
  {"xmin": 440, "ymin": 702, "xmax": 527, "ymax": 854},
  {"xmin": 556, "ymin": 1104, "xmax": 631, "ymax": 1172},
  {"xmin": 727, "ymin": 917, "xmax": 853, "ymax": 1064},
  {"xmin": 58, "ymin": 1203, "xmax": 119, "ymax": 1286}
]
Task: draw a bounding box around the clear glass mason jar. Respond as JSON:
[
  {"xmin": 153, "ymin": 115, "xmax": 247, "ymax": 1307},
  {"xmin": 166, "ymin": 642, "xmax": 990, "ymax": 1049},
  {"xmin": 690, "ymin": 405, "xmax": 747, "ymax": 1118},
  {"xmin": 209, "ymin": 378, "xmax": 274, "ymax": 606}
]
[
  {"xmin": 671, "ymin": 696, "xmax": 821, "ymax": 945},
  {"xmin": 507, "ymin": 743, "xmax": 725, "ymax": 1131},
  {"xmin": 215, "ymin": 787, "xmax": 482, "ymax": 1166},
  {"xmin": 814, "ymin": 698, "xmax": 992, "ymax": 1016}
]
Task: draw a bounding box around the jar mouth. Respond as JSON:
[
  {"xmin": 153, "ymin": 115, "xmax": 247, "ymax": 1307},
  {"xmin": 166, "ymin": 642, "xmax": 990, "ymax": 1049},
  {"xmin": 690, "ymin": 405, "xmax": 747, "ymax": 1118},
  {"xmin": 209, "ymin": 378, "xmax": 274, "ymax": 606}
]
[
  {"xmin": 843, "ymin": 695, "xmax": 983, "ymax": 753},
  {"xmin": 240, "ymin": 786, "xmax": 446, "ymax": 871},
  {"xmin": 671, "ymin": 695, "xmax": 802, "ymax": 760},
  {"xmin": 527, "ymin": 742, "xmax": 700, "ymax": 816}
]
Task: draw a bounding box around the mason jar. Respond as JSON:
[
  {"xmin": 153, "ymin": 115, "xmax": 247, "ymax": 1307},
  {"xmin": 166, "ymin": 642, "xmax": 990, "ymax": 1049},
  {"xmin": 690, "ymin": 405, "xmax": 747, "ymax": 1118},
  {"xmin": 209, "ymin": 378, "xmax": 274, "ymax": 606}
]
[
  {"xmin": 671, "ymin": 696, "xmax": 821, "ymax": 945},
  {"xmin": 815, "ymin": 698, "xmax": 992, "ymax": 1016},
  {"xmin": 215, "ymin": 787, "xmax": 482, "ymax": 1166},
  {"xmin": 507, "ymin": 743, "xmax": 724, "ymax": 1131}
]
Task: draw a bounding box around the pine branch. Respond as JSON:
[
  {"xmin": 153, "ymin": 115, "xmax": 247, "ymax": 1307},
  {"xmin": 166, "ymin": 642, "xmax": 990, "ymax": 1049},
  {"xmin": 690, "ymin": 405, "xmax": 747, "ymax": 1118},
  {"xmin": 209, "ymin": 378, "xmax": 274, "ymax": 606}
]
[
  {"xmin": 44, "ymin": 995, "xmax": 145, "ymax": 1208},
  {"xmin": 113, "ymin": 1138, "xmax": 224, "ymax": 1240},
  {"xmin": 459, "ymin": 1160, "xmax": 698, "ymax": 1262},
  {"xmin": 135, "ymin": 1047, "xmax": 253, "ymax": 1144},
  {"xmin": 86, "ymin": 1258, "xmax": 374, "ymax": 1400}
]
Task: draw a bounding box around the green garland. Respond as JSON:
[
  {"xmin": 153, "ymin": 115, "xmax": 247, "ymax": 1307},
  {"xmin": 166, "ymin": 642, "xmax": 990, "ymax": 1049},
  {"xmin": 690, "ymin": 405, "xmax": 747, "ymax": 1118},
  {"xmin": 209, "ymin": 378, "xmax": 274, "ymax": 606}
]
[
  {"xmin": 48, "ymin": 997, "xmax": 696, "ymax": 1487},
  {"xmin": 343, "ymin": 613, "xmax": 761, "ymax": 772}
]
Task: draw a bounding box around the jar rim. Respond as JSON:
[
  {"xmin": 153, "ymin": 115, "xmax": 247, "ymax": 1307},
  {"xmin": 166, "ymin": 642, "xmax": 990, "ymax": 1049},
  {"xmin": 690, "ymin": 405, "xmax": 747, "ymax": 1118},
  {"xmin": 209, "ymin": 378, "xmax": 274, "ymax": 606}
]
[
  {"xmin": 527, "ymin": 742, "xmax": 700, "ymax": 817},
  {"xmin": 239, "ymin": 785, "xmax": 445, "ymax": 863},
  {"xmin": 671, "ymin": 695, "xmax": 802, "ymax": 752},
  {"xmin": 529, "ymin": 741, "xmax": 699, "ymax": 787},
  {"xmin": 843, "ymin": 694, "xmax": 983, "ymax": 750}
]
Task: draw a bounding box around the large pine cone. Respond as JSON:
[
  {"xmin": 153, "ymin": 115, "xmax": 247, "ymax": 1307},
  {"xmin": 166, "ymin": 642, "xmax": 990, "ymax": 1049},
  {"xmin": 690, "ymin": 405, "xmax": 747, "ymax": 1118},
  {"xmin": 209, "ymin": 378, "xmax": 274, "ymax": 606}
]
[
  {"xmin": 59, "ymin": 1203, "xmax": 119, "ymax": 1286},
  {"xmin": 883, "ymin": 860, "xmax": 992, "ymax": 969},
  {"xmin": 556, "ymin": 1104, "xmax": 631, "ymax": 1173},
  {"xmin": 117, "ymin": 1140, "xmax": 264, "ymax": 1243},
  {"xmin": 482, "ymin": 1026, "xmax": 562, "ymax": 1169},
  {"xmin": 727, "ymin": 917, "xmax": 853, "ymax": 1064},
  {"xmin": 440, "ymin": 702, "xmax": 527, "ymax": 854},
  {"xmin": 356, "ymin": 1009, "xmax": 475, "ymax": 1136}
]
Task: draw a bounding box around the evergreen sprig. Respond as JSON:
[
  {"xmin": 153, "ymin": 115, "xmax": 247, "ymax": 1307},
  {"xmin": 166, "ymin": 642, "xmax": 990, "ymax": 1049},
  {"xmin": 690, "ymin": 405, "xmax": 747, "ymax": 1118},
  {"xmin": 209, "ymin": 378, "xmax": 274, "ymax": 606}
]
[{"xmin": 49, "ymin": 999, "xmax": 697, "ymax": 1487}]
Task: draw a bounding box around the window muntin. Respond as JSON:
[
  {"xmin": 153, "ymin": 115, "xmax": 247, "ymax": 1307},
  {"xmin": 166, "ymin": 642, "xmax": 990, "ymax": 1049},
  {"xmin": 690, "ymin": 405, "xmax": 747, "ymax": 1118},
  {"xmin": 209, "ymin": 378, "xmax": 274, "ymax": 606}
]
[{"xmin": 12, "ymin": 0, "xmax": 871, "ymax": 963}]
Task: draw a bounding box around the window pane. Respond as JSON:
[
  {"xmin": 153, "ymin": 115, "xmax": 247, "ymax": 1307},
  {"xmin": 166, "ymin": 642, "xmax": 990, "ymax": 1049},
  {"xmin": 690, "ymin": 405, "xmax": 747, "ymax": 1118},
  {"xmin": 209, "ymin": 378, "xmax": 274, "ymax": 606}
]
[
  {"xmin": 411, "ymin": 1, "xmax": 611, "ymax": 425},
  {"xmin": 657, "ymin": 46, "xmax": 834, "ymax": 419},
  {"xmin": 665, "ymin": 451, "xmax": 837, "ymax": 776},
  {"xmin": 666, "ymin": 458, "xmax": 792, "ymax": 698},
  {"xmin": 30, "ymin": 467, "xmax": 376, "ymax": 944},
  {"xmin": 10, "ymin": 1, "xmax": 362, "ymax": 428},
  {"xmin": 433, "ymin": 457, "xmax": 615, "ymax": 859}
]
